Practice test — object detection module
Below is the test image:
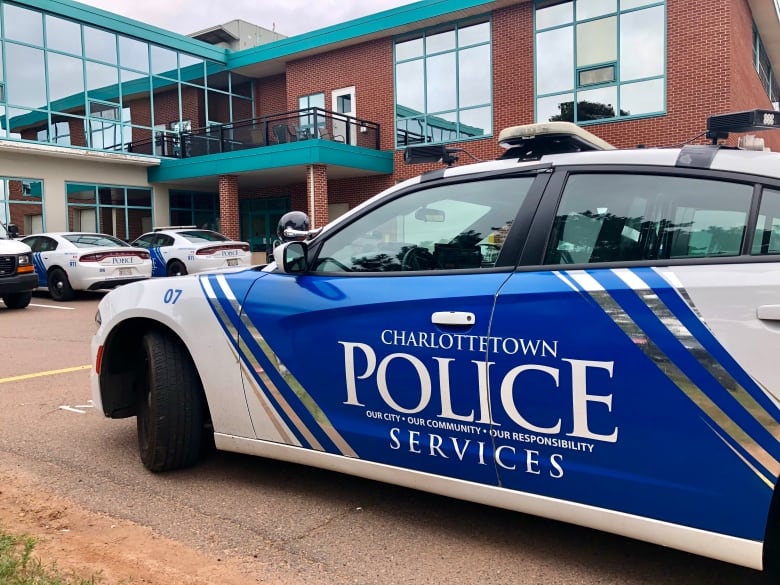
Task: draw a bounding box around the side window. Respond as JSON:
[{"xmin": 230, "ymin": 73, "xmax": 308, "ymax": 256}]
[
  {"xmin": 544, "ymin": 173, "xmax": 753, "ymax": 264},
  {"xmin": 752, "ymin": 188, "xmax": 780, "ymax": 255},
  {"xmin": 133, "ymin": 236, "xmax": 153, "ymax": 249},
  {"xmin": 314, "ymin": 177, "xmax": 535, "ymax": 272}
]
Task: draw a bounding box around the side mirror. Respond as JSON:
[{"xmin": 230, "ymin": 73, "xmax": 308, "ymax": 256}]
[
  {"xmin": 6, "ymin": 224, "xmax": 19, "ymax": 238},
  {"xmin": 275, "ymin": 241, "xmax": 308, "ymax": 274}
]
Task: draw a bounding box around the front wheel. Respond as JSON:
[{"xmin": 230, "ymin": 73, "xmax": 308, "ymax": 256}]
[
  {"xmin": 167, "ymin": 260, "xmax": 187, "ymax": 277},
  {"xmin": 48, "ymin": 268, "xmax": 75, "ymax": 301},
  {"xmin": 137, "ymin": 330, "xmax": 204, "ymax": 472},
  {"xmin": 2, "ymin": 292, "xmax": 32, "ymax": 309}
]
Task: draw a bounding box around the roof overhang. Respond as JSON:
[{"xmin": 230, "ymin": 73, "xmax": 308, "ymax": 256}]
[
  {"xmin": 228, "ymin": 0, "xmax": 522, "ymax": 78},
  {"xmin": 0, "ymin": 140, "xmax": 161, "ymax": 167},
  {"xmin": 147, "ymin": 141, "xmax": 393, "ymax": 190}
]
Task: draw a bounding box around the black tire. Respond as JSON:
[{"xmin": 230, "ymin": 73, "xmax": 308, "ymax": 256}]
[
  {"xmin": 167, "ymin": 260, "xmax": 187, "ymax": 277},
  {"xmin": 2, "ymin": 292, "xmax": 32, "ymax": 309},
  {"xmin": 137, "ymin": 330, "xmax": 204, "ymax": 472},
  {"xmin": 48, "ymin": 267, "xmax": 75, "ymax": 301}
]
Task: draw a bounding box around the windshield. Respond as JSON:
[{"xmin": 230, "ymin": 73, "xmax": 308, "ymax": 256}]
[{"xmin": 64, "ymin": 233, "xmax": 130, "ymax": 248}]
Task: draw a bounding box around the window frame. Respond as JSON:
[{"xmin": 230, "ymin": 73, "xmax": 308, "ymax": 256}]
[
  {"xmin": 393, "ymin": 15, "xmax": 493, "ymax": 148},
  {"xmin": 300, "ymin": 168, "xmax": 551, "ymax": 275},
  {"xmin": 533, "ymin": 0, "xmax": 667, "ymax": 125},
  {"xmin": 519, "ymin": 165, "xmax": 775, "ymax": 269}
]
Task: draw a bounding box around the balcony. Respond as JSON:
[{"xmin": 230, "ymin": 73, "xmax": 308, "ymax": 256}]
[{"xmin": 128, "ymin": 108, "xmax": 381, "ymax": 159}]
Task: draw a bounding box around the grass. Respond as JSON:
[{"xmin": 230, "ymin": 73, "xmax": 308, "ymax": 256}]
[{"xmin": 0, "ymin": 527, "xmax": 99, "ymax": 585}]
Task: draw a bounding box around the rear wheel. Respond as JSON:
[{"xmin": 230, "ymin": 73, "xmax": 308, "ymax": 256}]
[
  {"xmin": 167, "ymin": 260, "xmax": 187, "ymax": 277},
  {"xmin": 2, "ymin": 292, "xmax": 31, "ymax": 309},
  {"xmin": 48, "ymin": 268, "xmax": 75, "ymax": 301},
  {"xmin": 136, "ymin": 330, "xmax": 204, "ymax": 472}
]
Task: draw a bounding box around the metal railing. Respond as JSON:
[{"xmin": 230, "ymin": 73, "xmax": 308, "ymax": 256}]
[{"xmin": 127, "ymin": 108, "xmax": 380, "ymax": 158}]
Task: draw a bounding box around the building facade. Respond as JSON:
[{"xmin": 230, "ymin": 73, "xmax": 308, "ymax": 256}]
[{"xmin": 1, "ymin": 0, "xmax": 779, "ymax": 260}]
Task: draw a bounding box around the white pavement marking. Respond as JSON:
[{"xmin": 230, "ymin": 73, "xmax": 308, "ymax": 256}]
[
  {"xmin": 59, "ymin": 400, "xmax": 94, "ymax": 414},
  {"xmin": 30, "ymin": 303, "xmax": 75, "ymax": 310}
]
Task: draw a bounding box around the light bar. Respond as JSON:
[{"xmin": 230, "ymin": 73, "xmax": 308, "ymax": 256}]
[{"xmin": 497, "ymin": 121, "xmax": 614, "ymax": 160}]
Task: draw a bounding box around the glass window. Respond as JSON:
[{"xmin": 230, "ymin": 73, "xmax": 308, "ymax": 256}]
[
  {"xmin": 47, "ymin": 53, "xmax": 85, "ymax": 105},
  {"xmin": 5, "ymin": 44, "xmax": 46, "ymax": 108},
  {"xmin": 66, "ymin": 183, "xmax": 152, "ymax": 240},
  {"xmin": 544, "ymin": 174, "xmax": 753, "ymax": 264},
  {"xmin": 84, "ymin": 26, "xmax": 117, "ymax": 65},
  {"xmin": 314, "ymin": 177, "xmax": 534, "ymax": 272},
  {"xmin": 86, "ymin": 61, "xmax": 119, "ymax": 101},
  {"xmin": 151, "ymin": 45, "xmax": 178, "ymax": 78},
  {"xmin": 395, "ymin": 18, "xmax": 492, "ymax": 147},
  {"xmin": 753, "ymin": 189, "xmax": 780, "ymax": 254},
  {"xmin": 45, "ymin": 15, "xmax": 82, "ymax": 55},
  {"xmin": 4, "ymin": 4, "xmax": 43, "ymax": 46},
  {"xmin": 535, "ymin": 0, "xmax": 666, "ymax": 123},
  {"xmin": 119, "ymin": 36, "xmax": 149, "ymax": 72},
  {"xmin": 620, "ymin": 6, "xmax": 664, "ymax": 81},
  {"xmin": 0, "ymin": 177, "xmax": 46, "ymax": 236}
]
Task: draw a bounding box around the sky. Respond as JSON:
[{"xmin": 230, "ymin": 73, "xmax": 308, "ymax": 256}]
[{"xmin": 73, "ymin": 0, "xmax": 417, "ymax": 38}]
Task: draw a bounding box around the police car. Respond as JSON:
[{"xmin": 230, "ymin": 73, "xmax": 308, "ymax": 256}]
[
  {"xmin": 131, "ymin": 227, "xmax": 251, "ymax": 277},
  {"xmin": 22, "ymin": 232, "xmax": 151, "ymax": 301},
  {"xmin": 92, "ymin": 110, "xmax": 780, "ymax": 579}
]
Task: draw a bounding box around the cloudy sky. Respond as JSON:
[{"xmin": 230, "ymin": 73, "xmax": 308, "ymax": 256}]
[{"xmin": 74, "ymin": 0, "xmax": 417, "ymax": 37}]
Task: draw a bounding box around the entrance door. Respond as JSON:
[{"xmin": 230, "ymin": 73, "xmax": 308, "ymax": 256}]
[
  {"xmin": 240, "ymin": 198, "xmax": 289, "ymax": 260},
  {"xmin": 331, "ymin": 86, "xmax": 357, "ymax": 145}
]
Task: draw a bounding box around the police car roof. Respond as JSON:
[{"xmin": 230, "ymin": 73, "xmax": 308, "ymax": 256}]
[{"xmin": 433, "ymin": 146, "xmax": 780, "ymax": 181}]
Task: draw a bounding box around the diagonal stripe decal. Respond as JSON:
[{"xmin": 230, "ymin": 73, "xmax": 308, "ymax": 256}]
[
  {"xmin": 202, "ymin": 274, "xmax": 357, "ymax": 458},
  {"xmin": 564, "ymin": 268, "xmax": 778, "ymax": 487}
]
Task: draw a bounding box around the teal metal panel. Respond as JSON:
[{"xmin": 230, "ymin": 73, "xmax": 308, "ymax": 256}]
[
  {"xmin": 148, "ymin": 141, "xmax": 394, "ymax": 183},
  {"xmin": 228, "ymin": 0, "xmax": 495, "ymax": 70},
  {"xmin": 17, "ymin": 0, "xmax": 227, "ymax": 62}
]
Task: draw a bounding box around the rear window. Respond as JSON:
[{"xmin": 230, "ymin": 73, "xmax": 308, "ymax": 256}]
[
  {"xmin": 64, "ymin": 234, "xmax": 130, "ymax": 248},
  {"xmin": 177, "ymin": 230, "xmax": 230, "ymax": 243}
]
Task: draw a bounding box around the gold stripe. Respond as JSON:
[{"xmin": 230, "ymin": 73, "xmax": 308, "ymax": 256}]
[
  {"xmin": 584, "ymin": 285, "xmax": 780, "ymax": 482},
  {"xmin": 240, "ymin": 313, "xmax": 358, "ymax": 457}
]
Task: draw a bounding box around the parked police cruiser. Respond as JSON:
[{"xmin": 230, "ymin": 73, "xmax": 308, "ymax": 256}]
[{"xmin": 92, "ymin": 110, "xmax": 780, "ymax": 580}]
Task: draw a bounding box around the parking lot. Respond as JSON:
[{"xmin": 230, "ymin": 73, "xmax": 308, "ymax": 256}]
[{"xmin": 0, "ymin": 291, "xmax": 766, "ymax": 585}]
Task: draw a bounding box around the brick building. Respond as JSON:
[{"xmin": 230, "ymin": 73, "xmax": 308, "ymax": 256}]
[{"xmin": 0, "ymin": 0, "xmax": 779, "ymax": 259}]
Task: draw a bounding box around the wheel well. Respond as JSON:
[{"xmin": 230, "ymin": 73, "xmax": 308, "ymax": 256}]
[
  {"xmin": 97, "ymin": 319, "xmax": 210, "ymax": 427},
  {"xmin": 764, "ymin": 482, "xmax": 780, "ymax": 578}
]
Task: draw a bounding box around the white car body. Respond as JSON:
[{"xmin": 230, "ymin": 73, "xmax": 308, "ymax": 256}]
[
  {"xmin": 22, "ymin": 232, "xmax": 151, "ymax": 301},
  {"xmin": 131, "ymin": 228, "xmax": 251, "ymax": 277},
  {"xmin": 92, "ymin": 114, "xmax": 780, "ymax": 580}
]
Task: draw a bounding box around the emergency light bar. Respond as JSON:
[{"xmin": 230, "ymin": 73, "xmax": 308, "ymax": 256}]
[
  {"xmin": 706, "ymin": 109, "xmax": 780, "ymax": 143},
  {"xmin": 403, "ymin": 144, "xmax": 460, "ymax": 166},
  {"xmin": 497, "ymin": 121, "xmax": 615, "ymax": 160}
]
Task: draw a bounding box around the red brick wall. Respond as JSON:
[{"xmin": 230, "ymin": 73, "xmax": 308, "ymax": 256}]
[
  {"xmin": 286, "ymin": 39, "xmax": 396, "ymax": 150},
  {"xmin": 255, "ymin": 74, "xmax": 288, "ymax": 117},
  {"xmin": 218, "ymin": 175, "xmax": 240, "ymax": 239}
]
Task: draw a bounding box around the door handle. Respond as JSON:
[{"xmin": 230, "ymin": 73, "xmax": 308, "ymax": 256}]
[
  {"xmin": 757, "ymin": 305, "xmax": 780, "ymax": 321},
  {"xmin": 431, "ymin": 311, "xmax": 475, "ymax": 326}
]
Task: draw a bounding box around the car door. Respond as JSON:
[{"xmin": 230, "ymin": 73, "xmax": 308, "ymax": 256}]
[
  {"xmin": 489, "ymin": 168, "xmax": 780, "ymax": 544},
  {"xmin": 229, "ymin": 173, "xmax": 545, "ymax": 484},
  {"xmin": 23, "ymin": 235, "xmax": 57, "ymax": 287}
]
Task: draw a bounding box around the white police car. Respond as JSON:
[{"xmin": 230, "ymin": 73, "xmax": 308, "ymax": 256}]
[
  {"xmin": 22, "ymin": 232, "xmax": 151, "ymax": 301},
  {"xmin": 131, "ymin": 227, "xmax": 251, "ymax": 277},
  {"xmin": 92, "ymin": 110, "xmax": 780, "ymax": 579}
]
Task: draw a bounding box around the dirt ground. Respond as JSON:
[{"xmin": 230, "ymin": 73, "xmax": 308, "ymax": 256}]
[{"xmin": 0, "ymin": 468, "xmax": 272, "ymax": 585}]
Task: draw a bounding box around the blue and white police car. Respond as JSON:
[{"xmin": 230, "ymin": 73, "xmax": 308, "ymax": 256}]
[
  {"xmin": 131, "ymin": 227, "xmax": 251, "ymax": 277},
  {"xmin": 93, "ymin": 110, "xmax": 780, "ymax": 579},
  {"xmin": 22, "ymin": 232, "xmax": 151, "ymax": 301}
]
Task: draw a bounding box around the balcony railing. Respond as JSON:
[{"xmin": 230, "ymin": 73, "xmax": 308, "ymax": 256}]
[{"xmin": 127, "ymin": 108, "xmax": 381, "ymax": 158}]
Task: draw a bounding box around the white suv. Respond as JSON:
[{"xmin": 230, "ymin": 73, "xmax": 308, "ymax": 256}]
[{"xmin": 0, "ymin": 224, "xmax": 36, "ymax": 309}]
